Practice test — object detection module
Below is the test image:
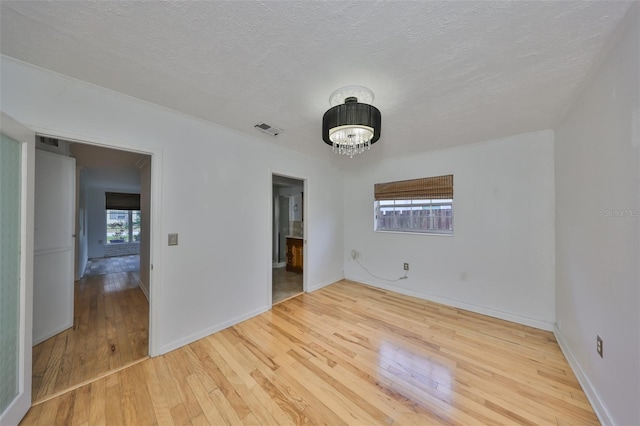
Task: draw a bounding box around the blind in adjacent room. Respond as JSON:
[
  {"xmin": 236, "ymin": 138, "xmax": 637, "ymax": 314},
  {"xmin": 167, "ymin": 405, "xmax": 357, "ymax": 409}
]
[
  {"xmin": 374, "ymin": 174, "xmax": 453, "ymax": 200},
  {"xmin": 105, "ymin": 192, "xmax": 140, "ymax": 210}
]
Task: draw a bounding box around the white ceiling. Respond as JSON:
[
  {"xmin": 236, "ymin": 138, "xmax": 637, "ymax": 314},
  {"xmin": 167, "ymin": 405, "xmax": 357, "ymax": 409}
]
[{"xmin": 0, "ymin": 1, "xmax": 634, "ymax": 164}]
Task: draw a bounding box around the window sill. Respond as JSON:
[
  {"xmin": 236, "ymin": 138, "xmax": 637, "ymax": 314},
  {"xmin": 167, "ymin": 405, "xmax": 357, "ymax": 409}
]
[{"xmin": 374, "ymin": 230, "xmax": 453, "ymax": 237}]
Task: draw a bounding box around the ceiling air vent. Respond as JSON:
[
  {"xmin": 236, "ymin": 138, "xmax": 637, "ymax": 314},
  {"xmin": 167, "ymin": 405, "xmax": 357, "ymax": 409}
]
[
  {"xmin": 38, "ymin": 136, "xmax": 60, "ymax": 147},
  {"xmin": 254, "ymin": 123, "xmax": 282, "ymax": 137}
]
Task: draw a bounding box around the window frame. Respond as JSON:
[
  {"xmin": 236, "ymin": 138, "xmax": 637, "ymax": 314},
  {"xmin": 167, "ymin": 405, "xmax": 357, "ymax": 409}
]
[
  {"xmin": 106, "ymin": 209, "xmax": 141, "ymax": 244},
  {"xmin": 374, "ymin": 198, "xmax": 453, "ymax": 235},
  {"xmin": 373, "ymin": 175, "xmax": 454, "ymax": 236}
]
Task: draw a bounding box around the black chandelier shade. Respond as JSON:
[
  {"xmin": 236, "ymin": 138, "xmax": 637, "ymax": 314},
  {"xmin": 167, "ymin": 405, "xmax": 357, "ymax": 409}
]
[{"xmin": 322, "ymin": 98, "xmax": 382, "ymax": 146}]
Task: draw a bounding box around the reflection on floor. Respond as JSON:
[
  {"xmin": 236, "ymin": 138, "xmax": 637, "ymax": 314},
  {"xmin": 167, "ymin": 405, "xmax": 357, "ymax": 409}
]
[
  {"xmin": 272, "ymin": 267, "xmax": 303, "ymax": 304},
  {"xmin": 31, "ymin": 255, "xmax": 148, "ymax": 403},
  {"xmin": 84, "ymin": 255, "xmax": 140, "ymax": 276}
]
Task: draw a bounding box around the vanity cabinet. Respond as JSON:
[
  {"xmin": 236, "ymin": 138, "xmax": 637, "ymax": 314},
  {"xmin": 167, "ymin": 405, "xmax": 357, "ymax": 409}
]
[{"xmin": 286, "ymin": 237, "xmax": 303, "ymax": 273}]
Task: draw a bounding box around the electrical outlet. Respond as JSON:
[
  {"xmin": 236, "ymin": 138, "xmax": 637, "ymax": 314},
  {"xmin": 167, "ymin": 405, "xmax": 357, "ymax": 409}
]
[
  {"xmin": 403, "ymin": 263, "xmax": 409, "ymax": 271},
  {"xmin": 596, "ymin": 335, "xmax": 603, "ymax": 358}
]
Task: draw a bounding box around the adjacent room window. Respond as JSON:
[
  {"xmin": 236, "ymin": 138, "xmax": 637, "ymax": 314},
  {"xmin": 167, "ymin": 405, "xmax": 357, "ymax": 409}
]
[
  {"xmin": 374, "ymin": 174, "xmax": 453, "ymax": 235},
  {"xmin": 106, "ymin": 210, "xmax": 141, "ymax": 243},
  {"xmin": 105, "ymin": 192, "xmax": 141, "ymax": 244}
]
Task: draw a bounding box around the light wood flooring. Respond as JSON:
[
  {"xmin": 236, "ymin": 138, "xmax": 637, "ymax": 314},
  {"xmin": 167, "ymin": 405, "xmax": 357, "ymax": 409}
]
[
  {"xmin": 22, "ymin": 280, "xmax": 597, "ymax": 425},
  {"xmin": 272, "ymin": 267, "xmax": 303, "ymax": 304},
  {"xmin": 31, "ymin": 263, "xmax": 148, "ymax": 404}
]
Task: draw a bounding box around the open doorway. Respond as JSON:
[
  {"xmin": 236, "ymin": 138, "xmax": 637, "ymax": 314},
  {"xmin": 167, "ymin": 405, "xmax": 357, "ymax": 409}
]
[
  {"xmin": 272, "ymin": 174, "xmax": 304, "ymax": 304},
  {"xmin": 31, "ymin": 137, "xmax": 152, "ymax": 403}
]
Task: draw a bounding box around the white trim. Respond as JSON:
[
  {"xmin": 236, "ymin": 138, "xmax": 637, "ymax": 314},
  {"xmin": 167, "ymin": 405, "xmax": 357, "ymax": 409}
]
[
  {"xmin": 554, "ymin": 326, "xmax": 612, "ymax": 425},
  {"xmin": 158, "ymin": 305, "xmax": 270, "ymax": 355},
  {"xmin": 20, "ymin": 124, "xmax": 163, "ymax": 358},
  {"xmin": 32, "ymin": 323, "xmax": 73, "ymax": 346},
  {"xmin": 138, "ymin": 281, "xmax": 150, "ymax": 302},
  {"xmin": 346, "ymin": 276, "xmax": 554, "ymax": 331},
  {"xmin": 34, "ymin": 246, "xmax": 74, "ymax": 256},
  {"xmin": 148, "ymin": 149, "xmax": 163, "ymax": 357},
  {"xmin": 269, "ymin": 170, "xmax": 308, "ymax": 307},
  {"xmin": 0, "ymin": 113, "xmax": 35, "ymax": 425},
  {"xmin": 307, "ymin": 275, "xmax": 345, "ymax": 293}
]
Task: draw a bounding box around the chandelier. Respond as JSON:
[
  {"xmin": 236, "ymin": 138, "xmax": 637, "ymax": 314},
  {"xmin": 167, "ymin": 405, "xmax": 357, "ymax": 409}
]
[{"xmin": 322, "ymin": 86, "xmax": 381, "ymax": 158}]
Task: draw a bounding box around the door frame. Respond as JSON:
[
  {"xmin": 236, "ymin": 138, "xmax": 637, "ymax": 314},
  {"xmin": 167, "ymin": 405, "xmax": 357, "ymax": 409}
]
[
  {"xmin": 27, "ymin": 126, "xmax": 163, "ymax": 357},
  {"xmin": 269, "ymin": 171, "xmax": 307, "ymax": 307},
  {"xmin": 0, "ymin": 113, "xmax": 35, "ymax": 425}
]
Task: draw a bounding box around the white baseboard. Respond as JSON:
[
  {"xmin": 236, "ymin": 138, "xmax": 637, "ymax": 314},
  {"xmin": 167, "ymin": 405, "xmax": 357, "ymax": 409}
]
[
  {"xmin": 157, "ymin": 273, "xmax": 344, "ymax": 355},
  {"xmin": 554, "ymin": 326, "xmax": 612, "ymax": 425},
  {"xmin": 32, "ymin": 321, "xmax": 72, "ymax": 346},
  {"xmin": 307, "ymin": 274, "xmax": 344, "ymax": 292},
  {"xmin": 157, "ymin": 305, "xmax": 270, "ymax": 355},
  {"xmin": 345, "ymin": 275, "xmax": 554, "ymax": 331},
  {"xmin": 139, "ymin": 281, "xmax": 150, "ymax": 302}
]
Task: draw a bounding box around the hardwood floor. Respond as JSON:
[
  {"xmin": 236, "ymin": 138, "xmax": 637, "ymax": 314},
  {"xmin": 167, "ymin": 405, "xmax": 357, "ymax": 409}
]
[
  {"xmin": 31, "ymin": 267, "xmax": 148, "ymax": 404},
  {"xmin": 22, "ymin": 280, "xmax": 598, "ymax": 425}
]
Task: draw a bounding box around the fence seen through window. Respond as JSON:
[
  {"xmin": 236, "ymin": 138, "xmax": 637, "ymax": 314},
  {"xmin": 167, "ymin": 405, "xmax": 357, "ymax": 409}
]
[{"xmin": 375, "ymin": 199, "xmax": 453, "ymax": 234}]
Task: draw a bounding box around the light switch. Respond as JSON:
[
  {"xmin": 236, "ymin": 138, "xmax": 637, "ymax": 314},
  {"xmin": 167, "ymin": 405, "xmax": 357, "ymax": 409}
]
[{"xmin": 168, "ymin": 233, "xmax": 178, "ymax": 246}]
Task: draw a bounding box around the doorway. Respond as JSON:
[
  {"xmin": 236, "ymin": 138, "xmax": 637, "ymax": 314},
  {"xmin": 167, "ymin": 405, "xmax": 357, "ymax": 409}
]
[
  {"xmin": 31, "ymin": 137, "xmax": 153, "ymax": 403},
  {"xmin": 272, "ymin": 174, "xmax": 304, "ymax": 304}
]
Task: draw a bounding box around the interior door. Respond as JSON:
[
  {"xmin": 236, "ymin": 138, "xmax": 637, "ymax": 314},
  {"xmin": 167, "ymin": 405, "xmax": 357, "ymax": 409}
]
[
  {"xmin": 0, "ymin": 113, "xmax": 35, "ymax": 425},
  {"xmin": 33, "ymin": 149, "xmax": 76, "ymax": 345}
]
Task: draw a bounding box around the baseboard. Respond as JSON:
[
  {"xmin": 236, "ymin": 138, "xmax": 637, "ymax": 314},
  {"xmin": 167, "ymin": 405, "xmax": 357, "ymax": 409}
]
[
  {"xmin": 157, "ymin": 273, "xmax": 344, "ymax": 355},
  {"xmin": 32, "ymin": 321, "xmax": 72, "ymax": 346},
  {"xmin": 345, "ymin": 275, "xmax": 554, "ymax": 331},
  {"xmin": 157, "ymin": 305, "xmax": 270, "ymax": 355},
  {"xmin": 139, "ymin": 281, "xmax": 150, "ymax": 302},
  {"xmin": 307, "ymin": 274, "xmax": 344, "ymax": 293},
  {"xmin": 554, "ymin": 326, "xmax": 612, "ymax": 425}
]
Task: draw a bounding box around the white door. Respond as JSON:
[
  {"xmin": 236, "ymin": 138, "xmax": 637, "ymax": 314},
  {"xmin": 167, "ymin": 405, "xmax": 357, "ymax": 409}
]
[
  {"xmin": 0, "ymin": 113, "xmax": 35, "ymax": 425},
  {"xmin": 33, "ymin": 150, "xmax": 75, "ymax": 345}
]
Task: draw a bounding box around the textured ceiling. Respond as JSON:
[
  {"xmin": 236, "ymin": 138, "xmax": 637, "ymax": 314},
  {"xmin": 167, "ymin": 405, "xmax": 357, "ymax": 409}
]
[{"xmin": 0, "ymin": 1, "xmax": 634, "ymax": 164}]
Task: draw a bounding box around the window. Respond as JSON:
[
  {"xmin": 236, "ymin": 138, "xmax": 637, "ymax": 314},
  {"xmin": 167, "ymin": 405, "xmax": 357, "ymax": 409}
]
[
  {"xmin": 374, "ymin": 175, "xmax": 453, "ymax": 235},
  {"xmin": 105, "ymin": 192, "xmax": 141, "ymax": 244},
  {"xmin": 106, "ymin": 210, "xmax": 141, "ymax": 243}
]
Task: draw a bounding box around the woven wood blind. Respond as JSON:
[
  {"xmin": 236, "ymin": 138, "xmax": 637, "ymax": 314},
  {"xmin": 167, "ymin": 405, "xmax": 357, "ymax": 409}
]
[
  {"xmin": 374, "ymin": 175, "xmax": 453, "ymax": 200},
  {"xmin": 105, "ymin": 192, "xmax": 140, "ymax": 210}
]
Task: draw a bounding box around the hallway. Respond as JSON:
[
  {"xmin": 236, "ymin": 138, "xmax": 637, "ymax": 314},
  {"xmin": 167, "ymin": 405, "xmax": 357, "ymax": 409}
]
[{"xmin": 31, "ymin": 256, "xmax": 148, "ymax": 403}]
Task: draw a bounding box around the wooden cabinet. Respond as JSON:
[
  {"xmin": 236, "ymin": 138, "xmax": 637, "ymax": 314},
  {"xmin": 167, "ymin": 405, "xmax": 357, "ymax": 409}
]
[{"xmin": 286, "ymin": 237, "xmax": 303, "ymax": 273}]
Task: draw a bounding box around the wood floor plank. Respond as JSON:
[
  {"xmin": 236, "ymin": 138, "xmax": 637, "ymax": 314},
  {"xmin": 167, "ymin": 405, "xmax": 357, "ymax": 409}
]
[
  {"xmin": 88, "ymin": 379, "xmax": 106, "ymax": 426},
  {"xmin": 31, "ymin": 265, "xmax": 149, "ymax": 404},
  {"xmin": 142, "ymin": 359, "xmax": 174, "ymax": 425},
  {"xmin": 22, "ymin": 279, "xmax": 600, "ymax": 425}
]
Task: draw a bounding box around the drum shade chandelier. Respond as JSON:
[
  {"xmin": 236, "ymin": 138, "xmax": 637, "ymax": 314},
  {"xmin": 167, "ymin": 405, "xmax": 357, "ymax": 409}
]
[{"xmin": 322, "ymin": 86, "xmax": 381, "ymax": 158}]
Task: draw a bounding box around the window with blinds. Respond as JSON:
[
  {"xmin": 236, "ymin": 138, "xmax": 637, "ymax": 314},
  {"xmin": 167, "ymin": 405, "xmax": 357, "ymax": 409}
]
[
  {"xmin": 105, "ymin": 192, "xmax": 141, "ymax": 244},
  {"xmin": 374, "ymin": 175, "xmax": 453, "ymax": 234}
]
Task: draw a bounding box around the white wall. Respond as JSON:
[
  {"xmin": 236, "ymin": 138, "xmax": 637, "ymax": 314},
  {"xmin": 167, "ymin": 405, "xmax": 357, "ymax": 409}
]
[
  {"xmin": 554, "ymin": 5, "xmax": 639, "ymax": 425},
  {"xmin": 1, "ymin": 56, "xmax": 345, "ymax": 355},
  {"xmin": 344, "ymin": 130, "xmax": 556, "ymax": 330}
]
